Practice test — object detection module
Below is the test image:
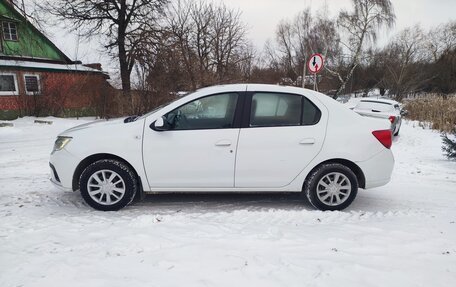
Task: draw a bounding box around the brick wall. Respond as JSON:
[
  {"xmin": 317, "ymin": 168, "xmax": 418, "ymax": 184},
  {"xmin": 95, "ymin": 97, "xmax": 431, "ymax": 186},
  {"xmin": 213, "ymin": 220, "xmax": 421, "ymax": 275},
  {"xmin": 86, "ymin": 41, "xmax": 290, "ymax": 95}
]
[
  {"xmin": 0, "ymin": 69, "xmax": 114, "ymax": 117},
  {"xmin": 0, "ymin": 96, "xmax": 20, "ymax": 110}
]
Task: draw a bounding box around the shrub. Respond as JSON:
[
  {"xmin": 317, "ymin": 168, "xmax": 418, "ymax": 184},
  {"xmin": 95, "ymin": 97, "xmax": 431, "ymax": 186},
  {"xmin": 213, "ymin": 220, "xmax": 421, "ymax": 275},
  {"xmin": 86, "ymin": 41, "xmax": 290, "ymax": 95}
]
[
  {"xmin": 442, "ymin": 130, "xmax": 456, "ymax": 160},
  {"xmin": 404, "ymin": 94, "xmax": 456, "ymax": 132}
]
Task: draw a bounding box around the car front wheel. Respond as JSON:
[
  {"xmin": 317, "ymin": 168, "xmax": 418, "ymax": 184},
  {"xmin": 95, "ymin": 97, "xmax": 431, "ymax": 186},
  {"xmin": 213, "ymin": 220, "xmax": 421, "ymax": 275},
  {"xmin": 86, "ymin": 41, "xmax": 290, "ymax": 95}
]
[
  {"xmin": 304, "ymin": 163, "xmax": 358, "ymax": 211},
  {"xmin": 79, "ymin": 159, "xmax": 138, "ymax": 211}
]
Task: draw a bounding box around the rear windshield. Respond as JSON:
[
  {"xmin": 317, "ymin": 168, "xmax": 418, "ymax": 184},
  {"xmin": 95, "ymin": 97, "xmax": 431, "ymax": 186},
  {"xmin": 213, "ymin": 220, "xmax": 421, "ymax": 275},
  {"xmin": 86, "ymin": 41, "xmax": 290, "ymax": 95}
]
[{"xmin": 355, "ymin": 100, "xmax": 394, "ymax": 112}]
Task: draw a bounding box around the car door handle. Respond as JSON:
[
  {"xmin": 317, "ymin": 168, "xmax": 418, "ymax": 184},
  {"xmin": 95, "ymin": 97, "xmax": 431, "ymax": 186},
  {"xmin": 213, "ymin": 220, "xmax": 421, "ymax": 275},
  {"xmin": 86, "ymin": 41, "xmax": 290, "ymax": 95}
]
[
  {"xmin": 215, "ymin": 140, "xmax": 231, "ymax": 147},
  {"xmin": 300, "ymin": 138, "xmax": 315, "ymax": 145}
]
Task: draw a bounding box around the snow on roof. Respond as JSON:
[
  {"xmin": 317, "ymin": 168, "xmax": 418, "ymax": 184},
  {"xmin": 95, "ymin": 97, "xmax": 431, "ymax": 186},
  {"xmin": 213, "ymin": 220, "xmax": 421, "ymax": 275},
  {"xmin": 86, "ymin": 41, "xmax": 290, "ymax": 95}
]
[{"xmin": 0, "ymin": 59, "xmax": 107, "ymax": 74}]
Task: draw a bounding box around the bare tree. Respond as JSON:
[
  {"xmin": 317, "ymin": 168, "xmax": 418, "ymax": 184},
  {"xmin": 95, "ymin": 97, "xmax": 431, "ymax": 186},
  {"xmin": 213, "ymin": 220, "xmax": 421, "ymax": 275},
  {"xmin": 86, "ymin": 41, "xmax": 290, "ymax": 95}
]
[
  {"xmin": 266, "ymin": 8, "xmax": 340, "ymax": 88},
  {"xmin": 275, "ymin": 19, "xmax": 297, "ymax": 82},
  {"xmin": 382, "ymin": 26, "xmax": 428, "ymax": 100},
  {"xmin": 166, "ymin": 0, "xmax": 198, "ymax": 89},
  {"xmin": 166, "ymin": 0, "xmax": 250, "ymax": 88},
  {"xmin": 327, "ymin": 0, "xmax": 395, "ymax": 98},
  {"xmin": 40, "ymin": 0, "xmax": 168, "ymax": 92},
  {"xmin": 211, "ymin": 4, "xmax": 246, "ymax": 83},
  {"xmin": 425, "ymin": 21, "xmax": 456, "ymax": 62}
]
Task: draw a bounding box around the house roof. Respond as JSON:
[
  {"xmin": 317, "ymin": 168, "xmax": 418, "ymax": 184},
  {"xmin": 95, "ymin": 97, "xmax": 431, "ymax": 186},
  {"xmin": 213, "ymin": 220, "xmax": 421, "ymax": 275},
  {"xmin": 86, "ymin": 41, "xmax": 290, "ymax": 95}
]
[
  {"xmin": 0, "ymin": 14, "xmax": 18, "ymax": 22},
  {"xmin": 0, "ymin": 59, "xmax": 107, "ymax": 75},
  {"xmin": 1, "ymin": 0, "xmax": 73, "ymax": 64}
]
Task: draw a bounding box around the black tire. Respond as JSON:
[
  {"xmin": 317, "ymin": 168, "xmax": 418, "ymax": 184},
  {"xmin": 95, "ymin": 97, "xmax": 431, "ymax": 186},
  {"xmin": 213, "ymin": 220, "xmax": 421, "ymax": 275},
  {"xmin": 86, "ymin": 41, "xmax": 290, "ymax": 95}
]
[
  {"xmin": 394, "ymin": 121, "xmax": 401, "ymax": 136},
  {"xmin": 79, "ymin": 159, "xmax": 138, "ymax": 211},
  {"xmin": 304, "ymin": 163, "xmax": 358, "ymax": 211}
]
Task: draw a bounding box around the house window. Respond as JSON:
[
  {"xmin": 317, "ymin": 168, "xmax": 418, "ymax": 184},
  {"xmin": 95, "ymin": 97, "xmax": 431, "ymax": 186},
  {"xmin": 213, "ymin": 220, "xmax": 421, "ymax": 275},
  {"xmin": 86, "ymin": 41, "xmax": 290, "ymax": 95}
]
[
  {"xmin": 2, "ymin": 21, "xmax": 18, "ymax": 41},
  {"xmin": 24, "ymin": 74, "xmax": 41, "ymax": 95},
  {"xmin": 0, "ymin": 73, "xmax": 18, "ymax": 96}
]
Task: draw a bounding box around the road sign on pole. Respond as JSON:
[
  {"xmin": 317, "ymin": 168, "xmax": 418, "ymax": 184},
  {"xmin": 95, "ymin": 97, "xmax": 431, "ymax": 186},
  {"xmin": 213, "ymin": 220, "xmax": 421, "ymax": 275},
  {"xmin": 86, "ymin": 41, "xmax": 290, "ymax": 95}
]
[
  {"xmin": 307, "ymin": 53, "xmax": 324, "ymax": 91},
  {"xmin": 307, "ymin": 53, "xmax": 324, "ymax": 74}
]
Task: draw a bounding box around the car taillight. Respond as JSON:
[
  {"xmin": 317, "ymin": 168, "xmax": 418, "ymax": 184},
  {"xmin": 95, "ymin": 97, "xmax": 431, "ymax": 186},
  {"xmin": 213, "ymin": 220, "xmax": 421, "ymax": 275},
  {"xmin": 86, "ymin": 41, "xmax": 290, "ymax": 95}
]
[
  {"xmin": 372, "ymin": 130, "xmax": 392, "ymax": 149},
  {"xmin": 388, "ymin": 116, "xmax": 396, "ymax": 123}
]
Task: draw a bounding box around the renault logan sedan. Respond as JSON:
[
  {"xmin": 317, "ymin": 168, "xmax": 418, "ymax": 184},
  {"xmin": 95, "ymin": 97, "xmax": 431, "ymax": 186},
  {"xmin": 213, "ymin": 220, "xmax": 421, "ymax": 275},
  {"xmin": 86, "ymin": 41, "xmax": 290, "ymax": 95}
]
[{"xmin": 50, "ymin": 84, "xmax": 394, "ymax": 211}]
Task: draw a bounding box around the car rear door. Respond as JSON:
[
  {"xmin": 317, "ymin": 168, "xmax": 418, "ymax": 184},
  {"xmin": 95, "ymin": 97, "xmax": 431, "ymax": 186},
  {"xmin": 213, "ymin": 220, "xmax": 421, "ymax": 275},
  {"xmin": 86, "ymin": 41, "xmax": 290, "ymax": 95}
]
[{"xmin": 234, "ymin": 89, "xmax": 327, "ymax": 188}]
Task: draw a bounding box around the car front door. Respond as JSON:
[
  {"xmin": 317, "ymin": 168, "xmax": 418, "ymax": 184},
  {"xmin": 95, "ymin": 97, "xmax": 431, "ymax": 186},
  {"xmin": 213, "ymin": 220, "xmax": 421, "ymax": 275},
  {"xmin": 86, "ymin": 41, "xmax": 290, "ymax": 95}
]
[
  {"xmin": 235, "ymin": 91, "xmax": 327, "ymax": 188},
  {"xmin": 142, "ymin": 92, "xmax": 241, "ymax": 188}
]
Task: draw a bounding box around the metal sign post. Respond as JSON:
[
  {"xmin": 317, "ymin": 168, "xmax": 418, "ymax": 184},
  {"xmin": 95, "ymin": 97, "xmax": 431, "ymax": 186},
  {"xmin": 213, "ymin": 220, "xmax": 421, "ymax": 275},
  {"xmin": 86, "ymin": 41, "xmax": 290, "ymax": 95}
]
[{"xmin": 307, "ymin": 53, "xmax": 324, "ymax": 91}]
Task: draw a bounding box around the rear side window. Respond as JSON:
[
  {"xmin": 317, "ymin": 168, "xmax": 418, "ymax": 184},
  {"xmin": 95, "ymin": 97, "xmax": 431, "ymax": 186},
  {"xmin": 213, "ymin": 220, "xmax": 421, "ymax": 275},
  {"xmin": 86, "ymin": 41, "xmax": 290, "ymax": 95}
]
[
  {"xmin": 249, "ymin": 92, "xmax": 321, "ymax": 127},
  {"xmin": 250, "ymin": 93, "xmax": 301, "ymax": 127},
  {"xmin": 302, "ymin": 97, "xmax": 321, "ymax": 125}
]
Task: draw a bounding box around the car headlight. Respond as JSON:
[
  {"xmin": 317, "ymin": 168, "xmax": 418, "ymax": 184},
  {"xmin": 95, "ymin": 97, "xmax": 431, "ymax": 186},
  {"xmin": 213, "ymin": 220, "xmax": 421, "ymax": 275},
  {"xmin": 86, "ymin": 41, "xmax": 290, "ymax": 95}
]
[{"xmin": 52, "ymin": 136, "xmax": 72, "ymax": 154}]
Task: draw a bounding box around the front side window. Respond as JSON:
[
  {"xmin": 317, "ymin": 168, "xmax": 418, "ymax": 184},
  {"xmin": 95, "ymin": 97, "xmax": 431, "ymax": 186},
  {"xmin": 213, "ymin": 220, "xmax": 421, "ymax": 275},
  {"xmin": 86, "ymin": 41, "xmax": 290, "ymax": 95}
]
[
  {"xmin": 165, "ymin": 93, "xmax": 238, "ymax": 130},
  {"xmin": 2, "ymin": 22, "xmax": 18, "ymax": 41},
  {"xmin": 24, "ymin": 75, "xmax": 40, "ymax": 94},
  {"xmin": 0, "ymin": 74, "xmax": 18, "ymax": 95},
  {"xmin": 250, "ymin": 93, "xmax": 302, "ymax": 127}
]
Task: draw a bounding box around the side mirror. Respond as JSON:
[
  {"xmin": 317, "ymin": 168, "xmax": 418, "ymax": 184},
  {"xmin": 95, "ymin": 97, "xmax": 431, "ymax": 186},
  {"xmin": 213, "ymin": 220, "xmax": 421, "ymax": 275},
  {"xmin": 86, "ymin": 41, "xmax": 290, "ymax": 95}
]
[
  {"xmin": 400, "ymin": 110, "xmax": 408, "ymax": 116},
  {"xmin": 150, "ymin": 116, "xmax": 169, "ymax": 131}
]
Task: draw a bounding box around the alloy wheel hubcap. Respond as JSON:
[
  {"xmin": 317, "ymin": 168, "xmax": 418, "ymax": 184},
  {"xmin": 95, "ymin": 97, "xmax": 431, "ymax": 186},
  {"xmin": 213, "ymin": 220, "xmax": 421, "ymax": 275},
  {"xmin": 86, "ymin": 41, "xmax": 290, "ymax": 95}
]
[
  {"xmin": 316, "ymin": 172, "xmax": 351, "ymax": 206},
  {"xmin": 87, "ymin": 169, "xmax": 125, "ymax": 205}
]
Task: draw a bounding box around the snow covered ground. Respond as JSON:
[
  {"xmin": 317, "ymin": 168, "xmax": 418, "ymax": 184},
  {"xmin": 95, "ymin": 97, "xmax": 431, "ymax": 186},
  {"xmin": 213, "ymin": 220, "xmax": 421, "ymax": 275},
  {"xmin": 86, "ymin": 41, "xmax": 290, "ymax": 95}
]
[{"xmin": 1, "ymin": 117, "xmax": 455, "ymax": 287}]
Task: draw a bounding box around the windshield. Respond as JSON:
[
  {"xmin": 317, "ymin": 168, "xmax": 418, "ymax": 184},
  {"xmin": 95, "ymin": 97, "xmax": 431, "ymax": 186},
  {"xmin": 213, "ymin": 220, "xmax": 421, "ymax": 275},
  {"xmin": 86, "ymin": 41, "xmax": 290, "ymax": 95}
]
[{"xmin": 355, "ymin": 100, "xmax": 394, "ymax": 112}]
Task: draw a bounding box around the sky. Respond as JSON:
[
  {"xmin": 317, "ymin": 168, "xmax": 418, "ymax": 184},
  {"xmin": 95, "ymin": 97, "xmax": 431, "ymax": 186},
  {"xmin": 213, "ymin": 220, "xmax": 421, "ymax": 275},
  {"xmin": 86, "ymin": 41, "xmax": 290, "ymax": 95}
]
[
  {"xmin": 221, "ymin": 0, "xmax": 456, "ymax": 48},
  {"xmin": 29, "ymin": 0, "xmax": 456, "ymax": 78}
]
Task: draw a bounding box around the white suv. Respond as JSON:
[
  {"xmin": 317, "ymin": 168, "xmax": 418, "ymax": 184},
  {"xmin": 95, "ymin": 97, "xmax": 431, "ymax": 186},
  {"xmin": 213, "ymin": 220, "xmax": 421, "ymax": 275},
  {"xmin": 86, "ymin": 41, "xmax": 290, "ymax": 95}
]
[{"xmin": 50, "ymin": 84, "xmax": 394, "ymax": 211}]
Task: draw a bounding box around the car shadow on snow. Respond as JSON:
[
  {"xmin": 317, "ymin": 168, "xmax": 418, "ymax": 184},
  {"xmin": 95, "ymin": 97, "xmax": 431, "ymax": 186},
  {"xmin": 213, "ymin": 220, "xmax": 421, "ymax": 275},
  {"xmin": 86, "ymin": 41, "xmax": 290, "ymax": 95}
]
[
  {"xmin": 134, "ymin": 193, "xmax": 314, "ymax": 213},
  {"xmin": 51, "ymin": 188, "xmax": 395, "ymax": 214},
  {"xmin": 132, "ymin": 189, "xmax": 403, "ymax": 214}
]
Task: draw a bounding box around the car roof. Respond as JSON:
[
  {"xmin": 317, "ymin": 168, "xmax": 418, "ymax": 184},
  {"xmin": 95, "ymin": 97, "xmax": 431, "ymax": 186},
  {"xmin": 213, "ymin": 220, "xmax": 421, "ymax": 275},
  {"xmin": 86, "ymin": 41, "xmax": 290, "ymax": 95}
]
[
  {"xmin": 196, "ymin": 83, "xmax": 317, "ymax": 95},
  {"xmin": 195, "ymin": 83, "xmax": 344, "ymax": 109}
]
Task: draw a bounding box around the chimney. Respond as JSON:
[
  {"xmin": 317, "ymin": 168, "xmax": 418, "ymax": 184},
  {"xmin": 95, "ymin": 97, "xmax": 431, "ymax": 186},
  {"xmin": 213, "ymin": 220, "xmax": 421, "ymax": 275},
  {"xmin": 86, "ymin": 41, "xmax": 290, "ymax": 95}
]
[{"xmin": 83, "ymin": 63, "xmax": 103, "ymax": 71}]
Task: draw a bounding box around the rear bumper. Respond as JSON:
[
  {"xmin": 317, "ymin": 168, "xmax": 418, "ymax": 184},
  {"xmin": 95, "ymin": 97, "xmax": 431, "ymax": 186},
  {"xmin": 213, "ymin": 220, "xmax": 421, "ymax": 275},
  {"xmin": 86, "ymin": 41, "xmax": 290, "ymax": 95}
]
[{"xmin": 357, "ymin": 148, "xmax": 394, "ymax": 189}]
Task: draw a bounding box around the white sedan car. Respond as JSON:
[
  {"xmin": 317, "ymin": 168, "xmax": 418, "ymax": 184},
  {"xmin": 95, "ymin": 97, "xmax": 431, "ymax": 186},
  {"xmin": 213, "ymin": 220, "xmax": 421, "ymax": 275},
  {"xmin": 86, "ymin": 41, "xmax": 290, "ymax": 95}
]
[
  {"xmin": 50, "ymin": 84, "xmax": 394, "ymax": 211},
  {"xmin": 352, "ymin": 98, "xmax": 403, "ymax": 136}
]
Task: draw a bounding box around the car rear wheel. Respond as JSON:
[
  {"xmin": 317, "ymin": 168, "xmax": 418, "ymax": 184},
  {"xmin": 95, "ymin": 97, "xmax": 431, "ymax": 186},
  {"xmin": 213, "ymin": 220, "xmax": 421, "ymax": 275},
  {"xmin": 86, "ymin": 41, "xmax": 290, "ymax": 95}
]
[
  {"xmin": 79, "ymin": 159, "xmax": 138, "ymax": 211},
  {"xmin": 304, "ymin": 163, "xmax": 358, "ymax": 211}
]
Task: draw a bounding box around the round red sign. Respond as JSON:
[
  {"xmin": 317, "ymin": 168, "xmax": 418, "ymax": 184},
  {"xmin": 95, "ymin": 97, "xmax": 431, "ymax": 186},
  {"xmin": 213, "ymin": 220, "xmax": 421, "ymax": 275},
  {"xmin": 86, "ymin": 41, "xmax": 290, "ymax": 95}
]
[{"xmin": 307, "ymin": 53, "xmax": 324, "ymax": 74}]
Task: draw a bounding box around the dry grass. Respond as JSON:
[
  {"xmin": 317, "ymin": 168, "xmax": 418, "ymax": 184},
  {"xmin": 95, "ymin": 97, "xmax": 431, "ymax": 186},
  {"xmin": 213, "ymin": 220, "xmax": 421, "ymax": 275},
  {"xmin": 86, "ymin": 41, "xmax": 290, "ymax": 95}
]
[{"xmin": 404, "ymin": 94, "xmax": 456, "ymax": 132}]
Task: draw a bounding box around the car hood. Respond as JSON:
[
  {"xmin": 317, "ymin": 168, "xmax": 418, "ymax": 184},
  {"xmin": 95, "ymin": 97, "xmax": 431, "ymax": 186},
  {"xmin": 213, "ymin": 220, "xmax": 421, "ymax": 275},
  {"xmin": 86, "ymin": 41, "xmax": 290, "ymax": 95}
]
[{"xmin": 59, "ymin": 117, "xmax": 128, "ymax": 136}]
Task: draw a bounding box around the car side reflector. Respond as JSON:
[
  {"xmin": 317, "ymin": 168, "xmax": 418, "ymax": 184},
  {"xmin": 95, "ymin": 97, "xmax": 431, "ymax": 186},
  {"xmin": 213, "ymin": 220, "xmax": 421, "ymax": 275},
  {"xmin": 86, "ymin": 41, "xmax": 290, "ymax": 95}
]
[
  {"xmin": 372, "ymin": 130, "xmax": 392, "ymax": 149},
  {"xmin": 388, "ymin": 116, "xmax": 396, "ymax": 123}
]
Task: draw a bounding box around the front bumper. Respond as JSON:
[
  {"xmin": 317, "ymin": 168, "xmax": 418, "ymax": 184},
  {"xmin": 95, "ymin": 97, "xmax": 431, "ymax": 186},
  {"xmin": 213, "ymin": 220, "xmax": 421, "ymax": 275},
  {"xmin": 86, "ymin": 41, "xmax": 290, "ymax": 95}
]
[
  {"xmin": 50, "ymin": 177, "xmax": 72, "ymax": 191},
  {"xmin": 49, "ymin": 148, "xmax": 81, "ymax": 191}
]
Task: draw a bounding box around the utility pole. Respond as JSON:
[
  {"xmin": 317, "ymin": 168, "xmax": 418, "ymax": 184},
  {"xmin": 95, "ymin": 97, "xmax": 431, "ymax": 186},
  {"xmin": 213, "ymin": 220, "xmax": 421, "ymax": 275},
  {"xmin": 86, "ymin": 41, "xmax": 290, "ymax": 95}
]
[{"xmin": 302, "ymin": 56, "xmax": 307, "ymax": 88}]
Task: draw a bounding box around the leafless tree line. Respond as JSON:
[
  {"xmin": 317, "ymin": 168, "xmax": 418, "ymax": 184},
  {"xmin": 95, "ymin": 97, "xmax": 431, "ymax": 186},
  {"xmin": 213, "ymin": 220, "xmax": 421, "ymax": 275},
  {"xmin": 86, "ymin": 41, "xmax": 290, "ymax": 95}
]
[
  {"xmin": 265, "ymin": 0, "xmax": 455, "ymax": 100},
  {"xmin": 131, "ymin": 0, "xmax": 255, "ymax": 112},
  {"xmin": 38, "ymin": 0, "xmax": 456, "ymax": 114}
]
